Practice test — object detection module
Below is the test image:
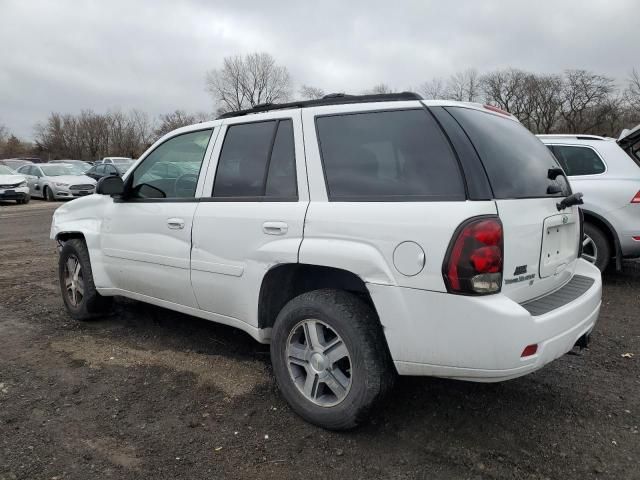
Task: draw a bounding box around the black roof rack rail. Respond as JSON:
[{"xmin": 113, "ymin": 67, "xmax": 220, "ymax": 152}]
[{"xmin": 216, "ymin": 91, "xmax": 423, "ymax": 119}]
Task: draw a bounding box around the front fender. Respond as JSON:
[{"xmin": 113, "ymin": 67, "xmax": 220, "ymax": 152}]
[{"xmin": 51, "ymin": 195, "xmax": 112, "ymax": 287}]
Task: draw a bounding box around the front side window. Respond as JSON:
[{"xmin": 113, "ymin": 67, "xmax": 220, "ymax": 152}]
[
  {"xmin": 549, "ymin": 145, "xmax": 606, "ymax": 176},
  {"xmin": 213, "ymin": 119, "xmax": 297, "ymax": 199},
  {"xmin": 316, "ymin": 109, "xmax": 464, "ymax": 200},
  {"xmin": 129, "ymin": 129, "xmax": 213, "ymax": 199}
]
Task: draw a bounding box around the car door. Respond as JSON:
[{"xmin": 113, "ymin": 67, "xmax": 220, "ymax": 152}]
[
  {"xmin": 190, "ymin": 111, "xmax": 308, "ymax": 327},
  {"xmin": 20, "ymin": 165, "xmax": 42, "ymax": 197},
  {"xmin": 100, "ymin": 127, "xmax": 218, "ymax": 307}
]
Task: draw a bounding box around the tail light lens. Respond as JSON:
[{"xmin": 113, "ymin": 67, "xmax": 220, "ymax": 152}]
[
  {"xmin": 443, "ymin": 216, "xmax": 503, "ymax": 295},
  {"xmin": 631, "ymin": 191, "xmax": 640, "ymax": 203}
]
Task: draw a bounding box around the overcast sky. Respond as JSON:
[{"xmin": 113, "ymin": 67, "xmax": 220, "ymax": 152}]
[{"xmin": 1, "ymin": 0, "xmax": 637, "ymax": 140}]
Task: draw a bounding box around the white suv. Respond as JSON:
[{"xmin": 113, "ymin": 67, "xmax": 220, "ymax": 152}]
[
  {"xmin": 51, "ymin": 93, "xmax": 602, "ymax": 429},
  {"xmin": 538, "ymin": 129, "xmax": 640, "ymax": 271}
]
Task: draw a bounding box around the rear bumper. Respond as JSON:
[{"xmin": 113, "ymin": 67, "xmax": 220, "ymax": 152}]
[{"xmin": 369, "ymin": 259, "xmax": 602, "ymax": 382}]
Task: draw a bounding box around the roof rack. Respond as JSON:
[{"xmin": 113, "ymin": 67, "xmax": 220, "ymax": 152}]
[{"xmin": 216, "ymin": 92, "xmax": 423, "ymax": 119}]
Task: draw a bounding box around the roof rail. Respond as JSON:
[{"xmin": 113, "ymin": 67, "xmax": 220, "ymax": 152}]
[
  {"xmin": 216, "ymin": 92, "xmax": 423, "ymax": 119},
  {"xmin": 537, "ymin": 134, "xmax": 606, "ymax": 140}
]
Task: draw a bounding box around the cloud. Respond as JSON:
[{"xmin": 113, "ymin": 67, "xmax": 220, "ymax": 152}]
[{"xmin": 0, "ymin": 0, "xmax": 636, "ymax": 139}]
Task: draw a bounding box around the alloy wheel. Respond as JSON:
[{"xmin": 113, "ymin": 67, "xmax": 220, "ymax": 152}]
[
  {"xmin": 582, "ymin": 234, "xmax": 598, "ymax": 264},
  {"xmin": 286, "ymin": 319, "xmax": 352, "ymax": 407},
  {"xmin": 63, "ymin": 255, "xmax": 85, "ymax": 307}
]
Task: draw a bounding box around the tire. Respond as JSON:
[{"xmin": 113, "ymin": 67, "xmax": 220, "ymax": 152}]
[
  {"xmin": 583, "ymin": 222, "xmax": 610, "ymax": 272},
  {"xmin": 58, "ymin": 239, "xmax": 112, "ymax": 320},
  {"xmin": 44, "ymin": 186, "xmax": 54, "ymax": 201},
  {"xmin": 270, "ymin": 289, "xmax": 394, "ymax": 430},
  {"xmin": 17, "ymin": 195, "xmax": 30, "ymax": 205}
]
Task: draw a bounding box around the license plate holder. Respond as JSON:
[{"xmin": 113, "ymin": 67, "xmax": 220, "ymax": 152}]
[{"xmin": 539, "ymin": 213, "xmax": 578, "ymax": 277}]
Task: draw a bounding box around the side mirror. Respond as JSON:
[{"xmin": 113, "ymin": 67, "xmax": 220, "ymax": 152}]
[{"xmin": 96, "ymin": 175, "xmax": 124, "ymax": 196}]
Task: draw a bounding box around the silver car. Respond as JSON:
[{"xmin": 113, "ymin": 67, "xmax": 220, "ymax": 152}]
[
  {"xmin": 539, "ymin": 126, "xmax": 640, "ymax": 271},
  {"xmin": 16, "ymin": 163, "xmax": 96, "ymax": 201}
]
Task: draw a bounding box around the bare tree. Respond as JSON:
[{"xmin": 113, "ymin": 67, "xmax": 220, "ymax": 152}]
[
  {"xmin": 559, "ymin": 69, "xmax": 614, "ymax": 132},
  {"xmin": 529, "ymin": 74, "xmax": 563, "ymax": 134},
  {"xmin": 0, "ymin": 123, "xmax": 7, "ymax": 145},
  {"xmin": 299, "ymin": 85, "xmax": 325, "ymax": 100},
  {"xmin": 419, "ymin": 77, "xmax": 447, "ymax": 100},
  {"xmin": 482, "ymin": 69, "xmax": 528, "ymax": 113},
  {"xmin": 154, "ymin": 110, "xmax": 209, "ymax": 138},
  {"xmin": 206, "ymin": 52, "xmax": 291, "ymax": 113},
  {"xmin": 366, "ymin": 83, "xmax": 395, "ymax": 94},
  {"xmin": 625, "ymin": 68, "xmax": 640, "ymax": 111},
  {"xmin": 446, "ymin": 69, "xmax": 481, "ymax": 102}
]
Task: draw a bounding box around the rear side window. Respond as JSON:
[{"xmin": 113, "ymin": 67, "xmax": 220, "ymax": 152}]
[
  {"xmin": 548, "ymin": 145, "xmax": 605, "ymax": 176},
  {"xmin": 213, "ymin": 119, "xmax": 297, "ymax": 199},
  {"xmin": 316, "ymin": 109, "xmax": 465, "ymax": 201},
  {"xmin": 447, "ymin": 107, "xmax": 562, "ymax": 199}
]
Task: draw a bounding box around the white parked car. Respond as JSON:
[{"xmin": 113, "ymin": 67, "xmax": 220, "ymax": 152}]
[
  {"xmin": 17, "ymin": 164, "xmax": 96, "ymax": 201},
  {"xmin": 51, "ymin": 93, "xmax": 602, "ymax": 429},
  {"xmin": 0, "ymin": 164, "xmax": 30, "ymax": 204},
  {"xmin": 539, "ymin": 127, "xmax": 640, "ymax": 271}
]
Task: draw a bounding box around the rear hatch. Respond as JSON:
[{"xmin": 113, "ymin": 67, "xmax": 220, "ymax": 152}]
[
  {"xmin": 446, "ymin": 106, "xmax": 581, "ymax": 303},
  {"xmin": 618, "ymin": 124, "xmax": 640, "ymax": 164}
]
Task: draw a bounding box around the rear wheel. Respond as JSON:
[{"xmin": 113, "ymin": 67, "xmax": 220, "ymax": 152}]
[
  {"xmin": 270, "ymin": 289, "xmax": 394, "ymax": 430},
  {"xmin": 582, "ymin": 223, "xmax": 610, "ymax": 271},
  {"xmin": 58, "ymin": 239, "xmax": 112, "ymax": 320}
]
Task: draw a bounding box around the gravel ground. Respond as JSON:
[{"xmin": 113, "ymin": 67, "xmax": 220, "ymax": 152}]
[{"xmin": 0, "ymin": 199, "xmax": 638, "ymax": 480}]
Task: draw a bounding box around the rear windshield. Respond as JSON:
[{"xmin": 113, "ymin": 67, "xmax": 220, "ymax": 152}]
[
  {"xmin": 447, "ymin": 107, "xmax": 563, "ymax": 199},
  {"xmin": 316, "ymin": 109, "xmax": 465, "ymax": 201}
]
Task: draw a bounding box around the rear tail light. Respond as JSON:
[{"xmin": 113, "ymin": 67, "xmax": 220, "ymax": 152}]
[
  {"xmin": 631, "ymin": 191, "xmax": 640, "ymax": 203},
  {"xmin": 443, "ymin": 216, "xmax": 503, "ymax": 295},
  {"xmin": 521, "ymin": 344, "xmax": 538, "ymax": 357}
]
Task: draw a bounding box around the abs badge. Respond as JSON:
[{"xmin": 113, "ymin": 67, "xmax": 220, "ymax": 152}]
[{"xmin": 505, "ymin": 264, "xmax": 535, "ymax": 285}]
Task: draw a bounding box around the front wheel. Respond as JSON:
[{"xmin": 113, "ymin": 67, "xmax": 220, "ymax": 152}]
[
  {"xmin": 44, "ymin": 186, "xmax": 55, "ymax": 201},
  {"xmin": 58, "ymin": 239, "xmax": 112, "ymax": 320},
  {"xmin": 270, "ymin": 289, "xmax": 394, "ymax": 430}
]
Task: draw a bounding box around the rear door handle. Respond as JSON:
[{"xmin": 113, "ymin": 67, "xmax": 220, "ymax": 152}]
[
  {"xmin": 167, "ymin": 218, "xmax": 185, "ymax": 230},
  {"xmin": 262, "ymin": 221, "xmax": 288, "ymax": 235}
]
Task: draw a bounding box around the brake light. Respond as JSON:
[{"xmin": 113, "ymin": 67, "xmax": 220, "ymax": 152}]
[
  {"xmin": 443, "ymin": 216, "xmax": 503, "ymax": 295},
  {"xmin": 631, "ymin": 191, "xmax": 640, "ymax": 203},
  {"xmin": 483, "ymin": 104, "xmax": 511, "ymax": 117}
]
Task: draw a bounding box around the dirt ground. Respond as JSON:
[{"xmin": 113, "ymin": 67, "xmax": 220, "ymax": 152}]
[{"xmin": 1, "ymin": 199, "xmax": 638, "ymax": 480}]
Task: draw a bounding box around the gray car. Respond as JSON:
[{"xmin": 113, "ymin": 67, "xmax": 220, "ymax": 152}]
[
  {"xmin": 16, "ymin": 164, "xmax": 96, "ymax": 201},
  {"xmin": 539, "ymin": 126, "xmax": 640, "ymax": 271}
]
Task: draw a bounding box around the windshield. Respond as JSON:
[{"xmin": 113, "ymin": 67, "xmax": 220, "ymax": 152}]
[
  {"xmin": 62, "ymin": 163, "xmax": 90, "ymax": 174},
  {"xmin": 113, "ymin": 159, "xmax": 134, "ymax": 165},
  {"xmin": 40, "ymin": 165, "xmax": 75, "ymax": 176},
  {"xmin": 3, "ymin": 160, "xmax": 29, "ymax": 170},
  {"xmin": 0, "ymin": 165, "xmax": 14, "ymax": 175}
]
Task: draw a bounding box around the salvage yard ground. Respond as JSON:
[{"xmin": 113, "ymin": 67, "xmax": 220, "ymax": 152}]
[{"xmin": 0, "ymin": 200, "xmax": 638, "ymax": 479}]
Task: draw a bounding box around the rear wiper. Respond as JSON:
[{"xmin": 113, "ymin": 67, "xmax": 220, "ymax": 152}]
[
  {"xmin": 547, "ymin": 167, "xmax": 565, "ymax": 180},
  {"xmin": 556, "ymin": 192, "xmax": 584, "ymax": 211}
]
